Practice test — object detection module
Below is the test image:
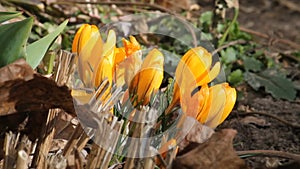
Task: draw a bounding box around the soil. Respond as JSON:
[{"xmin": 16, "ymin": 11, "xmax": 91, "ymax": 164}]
[{"xmin": 215, "ymin": 0, "xmax": 300, "ymax": 168}]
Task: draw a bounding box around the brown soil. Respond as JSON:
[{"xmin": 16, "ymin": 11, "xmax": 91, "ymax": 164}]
[{"xmin": 217, "ymin": 0, "xmax": 300, "ymax": 168}]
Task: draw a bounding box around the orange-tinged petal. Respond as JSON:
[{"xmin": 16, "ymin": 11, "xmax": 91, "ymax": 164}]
[
  {"xmin": 158, "ymin": 139, "xmax": 177, "ymax": 155},
  {"xmin": 220, "ymin": 83, "xmax": 236, "ymax": 123},
  {"xmin": 103, "ymin": 30, "xmax": 116, "ymax": 65},
  {"xmin": 115, "ymin": 50, "xmax": 142, "ymax": 87},
  {"xmin": 115, "ymin": 36, "xmax": 142, "ymax": 87},
  {"xmin": 175, "ymin": 47, "xmax": 213, "ymax": 86},
  {"xmin": 122, "ymin": 36, "xmax": 141, "ymax": 56},
  {"xmin": 129, "ymin": 48, "xmax": 164, "ymax": 106},
  {"xmin": 195, "ymin": 83, "xmax": 236, "ymax": 128},
  {"xmin": 169, "ymin": 46, "xmax": 219, "ymax": 114},
  {"xmin": 73, "ymin": 24, "xmax": 103, "ymax": 87},
  {"xmin": 201, "ymin": 84, "xmax": 226, "ymax": 128},
  {"xmin": 114, "ymin": 47, "xmax": 126, "ymax": 65},
  {"xmin": 93, "ymin": 56, "xmax": 114, "ymax": 88},
  {"xmin": 72, "ymin": 24, "xmax": 88, "ymax": 53},
  {"xmin": 196, "ymin": 62, "xmax": 221, "ymax": 86},
  {"xmin": 182, "ymin": 84, "xmax": 209, "ymax": 118}
]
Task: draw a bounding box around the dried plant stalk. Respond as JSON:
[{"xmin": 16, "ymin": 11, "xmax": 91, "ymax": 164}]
[
  {"xmin": 3, "ymin": 132, "xmax": 18, "ymax": 169},
  {"xmin": 86, "ymin": 115, "xmax": 124, "ymax": 169},
  {"xmin": 62, "ymin": 124, "xmax": 85, "ymax": 157},
  {"xmin": 16, "ymin": 150, "xmax": 28, "ymax": 169},
  {"xmin": 32, "ymin": 50, "xmax": 75, "ymax": 168},
  {"xmin": 123, "ymin": 107, "xmax": 158, "ymax": 169}
]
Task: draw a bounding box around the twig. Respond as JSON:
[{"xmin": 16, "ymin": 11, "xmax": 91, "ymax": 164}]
[
  {"xmin": 237, "ymin": 150, "xmax": 300, "ymax": 162},
  {"xmin": 281, "ymin": 51, "xmax": 300, "ymax": 63},
  {"xmin": 240, "ymin": 26, "xmax": 300, "ymax": 50},
  {"xmin": 212, "ymin": 39, "xmax": 247, "ymax": 56},
  {"xmin": 276, "ymin": 0, "xmax": 300, "ymax": 13},
  {"xmin": 51, "ymin": 0, "xmax": 198, "ymax": 47},
  {"xmin": 234, "ymin": 110, "xmax": 300, "ymax": 128}
]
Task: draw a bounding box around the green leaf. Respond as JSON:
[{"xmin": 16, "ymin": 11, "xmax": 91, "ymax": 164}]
[
  {"xmin": 221, "ymin": 47, "xmax": 237, "ymax": 64},
  {"xmin": 0, "ymin": 17, "xmax": 33, "ymax": 67},
  {"xmin": 26, "ymin": 20, "xmax": 68, "ymax": 68},
  {"xmin": 228, "ymin": 69, "xmax": 244, "ymax": 85},
  {"xmin": 244, "ymin": 70, "xmax": 297, "ymax": 100},
  {"xmin": 0, "ymin": 11, "xmax": 22, "ymax": 23},
  {"xmin": 200, "ymin": 11, "xmax": 212, "ymax": 25},
  {"xmin": 243, "ymin": 57, "xmax": 263, "ymax": 72}
]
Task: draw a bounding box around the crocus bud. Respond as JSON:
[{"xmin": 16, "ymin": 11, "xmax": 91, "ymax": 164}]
[
  {"xmin": 129, "ymin": 48, "xmax": 164, "ymax": 107},
  {"xmin": 72, "ymin": 24, "xmax": 103, "ymax": 87},
  {"xmin": 166, "ymin": 46, "xmax": 220, "ymax": 114},
  {"xmin": 196, "ymin": 83, "xmax": 236, "ymax": 128}
]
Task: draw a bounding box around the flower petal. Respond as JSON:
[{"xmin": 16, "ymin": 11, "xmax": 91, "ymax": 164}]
[
  {"xmin": 196, "ymin": 83, "xmax": 236, "ymax": 128},
  {"xmin": 220, "ymin": 83, "xmax": 236, "ymax": 123},
  {"xmin": 93, "ymin": 56, "xmax": 114, "ymax": 88},
  {"xmin": 129, "ymin": 48, "xmax": 164, "ymax": 106},
  {"xmin": 122, "ymin": 35, "xmax": 141, "ymax": 56}
]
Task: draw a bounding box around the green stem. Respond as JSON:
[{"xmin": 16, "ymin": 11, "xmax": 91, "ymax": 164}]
[
  {"xmin": 218, "ymin": 8, "xmax": 239, "ymax": 46},
  {"xmin": 47, "ymin": 52, "xmax": 55, "ymax": 74}
]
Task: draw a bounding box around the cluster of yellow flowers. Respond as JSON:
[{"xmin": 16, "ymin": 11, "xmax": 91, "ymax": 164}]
[{"xmin": 72, "ymin": 24, "xmax": 236, "ymax": 129}]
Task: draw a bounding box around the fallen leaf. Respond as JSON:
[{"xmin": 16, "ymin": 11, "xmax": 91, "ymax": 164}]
[
  {"xmin": 240, "ymin": 116, "xmax": 271, "ymax": 127},
  {"xmin": 0, "ymin": 58, "xmax": 75, "ymax": 142},
  {"xmin": 0, "ymin": 58, "xmax": 75, "ymax": 116},
  {"xmin": 177, "ymin": 117, "xmax": 215, "ymax": 151},
  {"xmin": 173, "ymin": 129, "xmax": 247, "ymax": 169}
]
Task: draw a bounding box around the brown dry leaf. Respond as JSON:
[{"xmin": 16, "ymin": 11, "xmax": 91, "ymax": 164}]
[
  {"xmin": 0, "ymin": 59, "xmax": 75, "ymax": 141},
  {"xmin": 173, "ymin": 129, "xmax": 247, "ymax": 169},
  {"xmin": 0, "ymin": 58, "xmax": 75, "ymax": 116},
  {"xmin": 225, "ymin": 0, "xmax": 239, "ymax": 9},
  {"xmin": 240, "ymin": 116, "xmax": 271, "ymax": 127},
  {"xmin": 177, "ymin": 117, "xmax": 215, "ymax": 151}
]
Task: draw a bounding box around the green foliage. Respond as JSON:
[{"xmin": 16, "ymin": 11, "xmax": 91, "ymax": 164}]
[
  {"xmin": 198, "ymin": 8, "xmax": 298, "ymax": 100},
  {"xmin": 0, "ymin": 11, "xmax": 67, "ymax": 69},
  {"xmin": 243, "ymin": 56, "xmax": 263, "ymax": 72},
  {"xmin": 0, "ymin": 17, "xmax": 33, "ymax": 67},
  {"xmin": 221, "ymin": 47, "xmax": 237, "ymax": 64},
  {"xmin": 244, "ymin": 70, "xmax": 296, "ymax": 101},
  {"xmin": 27, "ymin": 20, "xmax": 68, "ymax": 68},
  {"xmin": 199, "ymin": 11, "xmax": 212, "ymax": 32},
  {"xmin": 228, "ymin": 69, "xmax": 243, "ymax": 85},
  {"xmin": 0, "ymin": 11, "xmax": 21, "ymax": 23}
]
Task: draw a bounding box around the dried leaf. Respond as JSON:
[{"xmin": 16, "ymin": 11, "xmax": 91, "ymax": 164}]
[
  {"xmin": 0, "ymin": 59, "xmax": 75, "ymax": 141},
  {"xmin": 225, "ymin": 0, "xmax": 239, "ymax": 9},
  {"xmin": 240, "ymin": 116, "xmax": 271, "ymax": 127},
  {"xmin": 0, "ymin": 58, "xmax": 75, "ymax": 116},
  {"xmin": 173, "ymin": 129, "xmax": 247, "ymax": 169},
  {"xmin": 177, "ymin": 117, "xmax": 214, "ymax": 151}
]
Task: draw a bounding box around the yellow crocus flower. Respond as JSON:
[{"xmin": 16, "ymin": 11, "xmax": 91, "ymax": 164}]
[
  {"xmin": 115, "ymin": 36, "xmax": 142, "ymax": 87},
  {"xmin": 72, "ymin": 24, "xmax": 103, "ymax": 87},
  {"xmin": 123, "ymin": 35, "xmax": 141, "ymax": 56},
  {"xmin": 196, "ymin": 83, "xmax": 236, "ymax": 128},
  {"xmin": 166, "ymin": 46, "xmax": 220, "ymax": 113},
  {"xmin": 129, "ymin": 48, "xmax": 164, "ymax": 107},
  {"xmin": 93, "ymin": 30, "xmax": 116, "ymax": 88}
]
